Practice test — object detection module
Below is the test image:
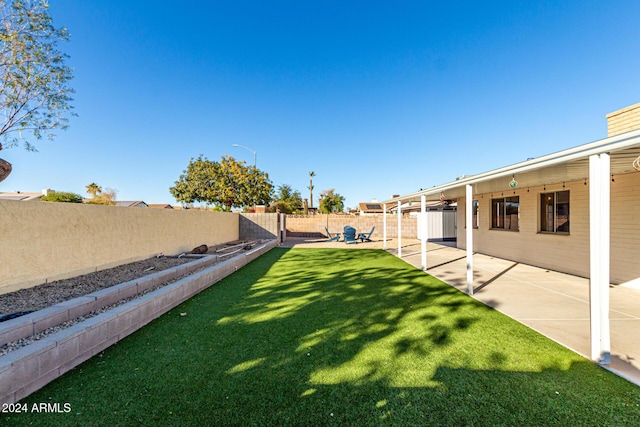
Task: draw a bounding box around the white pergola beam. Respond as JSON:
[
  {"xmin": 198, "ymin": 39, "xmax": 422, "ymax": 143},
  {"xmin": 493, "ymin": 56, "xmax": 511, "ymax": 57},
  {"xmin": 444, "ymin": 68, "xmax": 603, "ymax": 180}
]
[
  {"xmin": 421, "ymin": 195, "xmax": 427, "ymax": 271},
  {"xmin": 466, "ymin": 184, "xmax": 474, "ymax": 295},
  {"xmin": 383, "ymin": 203, "xmax": 387, "ymax": 250},
  {"xmin": 589, "ymin": 153, "xmax": 611, "ymax": 364},
  {"xmin": 397, "ymin": 201, "xmax": 402, "ymax": 258}
]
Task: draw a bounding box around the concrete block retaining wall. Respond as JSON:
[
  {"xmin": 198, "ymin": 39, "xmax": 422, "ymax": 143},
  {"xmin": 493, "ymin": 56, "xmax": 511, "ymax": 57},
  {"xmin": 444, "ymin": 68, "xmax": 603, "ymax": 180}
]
[
  {"xmin": 0, "ymin": 255, "xmax": 217, "ymax": 347},
  {"xmin": 0, "ymin": 240, "xmax": 279, "ymax": 405}
]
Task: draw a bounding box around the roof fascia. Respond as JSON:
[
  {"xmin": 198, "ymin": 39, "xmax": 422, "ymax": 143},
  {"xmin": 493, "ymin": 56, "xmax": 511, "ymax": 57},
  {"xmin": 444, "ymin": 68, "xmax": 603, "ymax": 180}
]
[{"xmin": 383, "ymin": 128, "xmax": 640, "ymax": 204}]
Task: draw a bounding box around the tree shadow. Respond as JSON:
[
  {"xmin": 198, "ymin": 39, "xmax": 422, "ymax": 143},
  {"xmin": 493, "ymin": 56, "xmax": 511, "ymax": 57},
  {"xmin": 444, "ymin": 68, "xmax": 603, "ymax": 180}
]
[{"xmin": 13, "ymin": 248, "xmax": 640, "ymax": 426}]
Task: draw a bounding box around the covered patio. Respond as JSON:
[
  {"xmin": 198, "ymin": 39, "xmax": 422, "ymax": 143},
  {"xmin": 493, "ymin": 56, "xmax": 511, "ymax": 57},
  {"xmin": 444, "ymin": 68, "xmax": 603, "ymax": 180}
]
[{"xmin": 381, "ymin": 123, "xmax": 640, "ymax": 383}]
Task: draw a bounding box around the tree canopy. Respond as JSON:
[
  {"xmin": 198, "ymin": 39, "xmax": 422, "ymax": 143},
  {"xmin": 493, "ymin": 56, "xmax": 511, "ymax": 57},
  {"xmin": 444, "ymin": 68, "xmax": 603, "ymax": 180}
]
[
  {"xmin": 170, "ymin": 155, "xmax": 273, "ymax": 211},
  {"xmin": 40, "ymin": 191, "xmax": 82, "ymax": 203},
  {"xmin": 270, "ymin": 184, "xmax": 303, "ymax": 214},
  {"xmin": 319, "ymin": 188, "xmax": 345, "ymax": 214},
  {"xmin": 0, "ymin": 0, "xmax": 75, "ymax": 151}
]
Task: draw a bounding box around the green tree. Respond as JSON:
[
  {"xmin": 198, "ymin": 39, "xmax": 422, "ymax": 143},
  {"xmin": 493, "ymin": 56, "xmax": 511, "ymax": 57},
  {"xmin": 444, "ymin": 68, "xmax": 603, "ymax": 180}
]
[
  {"xmin": 40, "ymin": 191, "xmax": 82, "ymax": 203},
  {"xmin": 244, "ymin": 161, "xmax": 274, "ymax": 207},
  {"xmin": 0, "ymin": 0, "xmax": 75, "ymax": 151},
  {"xmin": 170, "ymin": 155, "xmax": 273, "ymax": 211},
  {"xmin": 270, "ymin": 184, "xmax": 303, "ymax": 214},
  {"xmin": 319, "ymin": 188, "xmax": 345, "ymax": 214}
]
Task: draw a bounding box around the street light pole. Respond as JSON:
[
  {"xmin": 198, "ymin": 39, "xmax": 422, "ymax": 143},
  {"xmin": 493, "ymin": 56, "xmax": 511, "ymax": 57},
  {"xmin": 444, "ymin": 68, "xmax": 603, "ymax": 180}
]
[{"xmin": 232, "ymin": 144, "xmax": 256, "ymax": 168}]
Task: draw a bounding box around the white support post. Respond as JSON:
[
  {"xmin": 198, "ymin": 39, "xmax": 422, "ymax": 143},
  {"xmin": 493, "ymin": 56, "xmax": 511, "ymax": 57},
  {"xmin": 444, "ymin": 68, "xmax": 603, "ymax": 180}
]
[
  {"xmin": 589, "ymin": 153, "xmax": 611, "ymax": 364},
  {"xmin": 383, "ymin": 203, "xmax": 387, "ymax": 250},
  {"xmin": 421, "ymin": 195, "xmax": 427, "ymax": 271},
  {"xmin": 397, "ymin": 200, "xmax": 402, "ymax": 258},
  {"xmin": 466, "ymin": 184, "xmax": 474, "ymax": 295}
]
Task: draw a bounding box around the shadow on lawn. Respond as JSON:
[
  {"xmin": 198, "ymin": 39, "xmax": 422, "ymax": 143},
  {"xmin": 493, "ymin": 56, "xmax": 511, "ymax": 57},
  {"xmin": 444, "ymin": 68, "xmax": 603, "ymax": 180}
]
[{"xmin": 12, "ymin": 248, "xmax": 640, "ymax": 426}]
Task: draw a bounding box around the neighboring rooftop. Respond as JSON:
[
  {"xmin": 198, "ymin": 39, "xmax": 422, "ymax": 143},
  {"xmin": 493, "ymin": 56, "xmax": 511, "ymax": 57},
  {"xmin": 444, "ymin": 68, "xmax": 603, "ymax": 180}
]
[
  {"xmin": 114, "ymin": 201, "xmax": 148, "ymax": 208},
  {"xmin": 0, "ymin": 189, "xmax": 53, "ymax": 202},
  {"xmin": 358, "ymin": 202, "xmax": 384, "ymax": 214}
]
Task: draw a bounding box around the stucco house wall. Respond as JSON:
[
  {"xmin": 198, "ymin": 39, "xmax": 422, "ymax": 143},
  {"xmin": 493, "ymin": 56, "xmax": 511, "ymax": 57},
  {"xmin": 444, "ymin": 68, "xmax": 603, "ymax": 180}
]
[{"xmin": 456, "ymin": 172, "xmax": 640, "ymax": 284}]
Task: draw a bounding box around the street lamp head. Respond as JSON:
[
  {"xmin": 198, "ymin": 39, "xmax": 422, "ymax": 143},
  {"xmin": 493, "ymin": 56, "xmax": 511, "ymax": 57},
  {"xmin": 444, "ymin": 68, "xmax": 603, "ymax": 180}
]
[{"xmin": 232, "ymin": 144, "xmax": 257, "ymax": 167}]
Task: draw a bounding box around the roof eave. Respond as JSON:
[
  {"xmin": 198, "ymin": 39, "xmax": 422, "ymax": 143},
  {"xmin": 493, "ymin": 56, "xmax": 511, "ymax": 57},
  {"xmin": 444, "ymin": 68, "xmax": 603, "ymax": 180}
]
[{"xmin": 383, "ymin": 128, "xmax": 640, "ymax": 204}]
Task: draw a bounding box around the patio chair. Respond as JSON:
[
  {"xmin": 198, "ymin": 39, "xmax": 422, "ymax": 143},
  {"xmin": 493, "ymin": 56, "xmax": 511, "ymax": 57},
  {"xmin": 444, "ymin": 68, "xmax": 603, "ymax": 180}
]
[
  {"xmin": 343, "ymin": 226, "xmax": 358, "ymax": 244},
  {"xmin": 357, "ymin": 227, "xmax": 375, "ymax": 242},
  {"xmin": 325, "ymin": 227, "xmax": 341, "ymax": 242}
]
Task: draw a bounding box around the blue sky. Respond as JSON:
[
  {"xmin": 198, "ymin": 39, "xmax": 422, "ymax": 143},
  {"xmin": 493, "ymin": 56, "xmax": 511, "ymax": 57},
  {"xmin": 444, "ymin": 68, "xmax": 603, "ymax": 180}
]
[{"xmin": 2, "ymin": 0, "xmax": 640, "ymax": 208}]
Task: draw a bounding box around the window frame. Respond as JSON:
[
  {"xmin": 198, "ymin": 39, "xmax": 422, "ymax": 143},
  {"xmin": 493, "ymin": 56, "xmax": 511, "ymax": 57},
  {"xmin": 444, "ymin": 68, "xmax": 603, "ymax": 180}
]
[
  {"xmin": 539, "ymin": 190, "xmax": 570, "ymax": 235},
  {"xmin": 472, "ymin": 200, "xmax": 479, "ymax": 229},
  {"xmin": 491, "ymin": 196, "xmax": 519, "ymax": 231}
]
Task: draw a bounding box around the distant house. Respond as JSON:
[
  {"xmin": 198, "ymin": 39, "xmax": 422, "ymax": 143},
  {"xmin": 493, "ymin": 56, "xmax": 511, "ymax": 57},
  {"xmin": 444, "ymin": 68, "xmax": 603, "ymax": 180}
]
[
  {"xmin": 148, "ymin": 204, "xmax": 174, "ymax": 209},
  {"xmin": 115, "ymin": 201, "xmax": 148, "ymax": 208},
  {"xmin": 358, "ymin": 201, "xmax": 384, "ymax": 215},
  {"xmin": 0, "ymin": 189, "xmax": 54, "ymax": 201}
]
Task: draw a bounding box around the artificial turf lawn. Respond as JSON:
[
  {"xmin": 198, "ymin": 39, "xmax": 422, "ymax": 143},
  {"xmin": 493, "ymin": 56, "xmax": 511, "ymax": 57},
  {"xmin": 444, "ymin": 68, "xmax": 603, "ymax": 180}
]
[{"xmin": 6, "ymin": 248, "xmax": 640, "ymax": 426}]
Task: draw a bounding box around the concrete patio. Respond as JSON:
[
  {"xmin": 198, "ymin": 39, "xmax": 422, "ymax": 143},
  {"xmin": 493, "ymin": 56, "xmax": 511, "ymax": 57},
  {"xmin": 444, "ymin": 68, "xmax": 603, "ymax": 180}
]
[{"xmin": 281, "ymin": 237, "xmax": 640, "ymax": 386}]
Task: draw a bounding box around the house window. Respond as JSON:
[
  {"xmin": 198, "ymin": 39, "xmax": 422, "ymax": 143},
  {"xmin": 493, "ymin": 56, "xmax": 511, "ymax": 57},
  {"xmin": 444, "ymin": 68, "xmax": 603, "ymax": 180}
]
[
  {"xmin": 540, "ymin": 191, "xmax": 569, "ymax": 233},
  {"xmin": 472, "ymin": 200, "xmax": 479, "ymax": 229},
  {"xmin": 491, "ymin": 196, "xmax": 519, "ymax": 231}
]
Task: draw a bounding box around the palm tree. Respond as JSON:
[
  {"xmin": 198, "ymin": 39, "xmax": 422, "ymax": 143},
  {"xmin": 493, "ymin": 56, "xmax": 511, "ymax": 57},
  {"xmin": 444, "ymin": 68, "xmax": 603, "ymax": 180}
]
[
  {"xmin": 86, "ymin": 182, "xmax": 102, "ymax": 198},
  {"xmin": 308, "ymin": 171, "xmax": 315, "ymax": 208}
]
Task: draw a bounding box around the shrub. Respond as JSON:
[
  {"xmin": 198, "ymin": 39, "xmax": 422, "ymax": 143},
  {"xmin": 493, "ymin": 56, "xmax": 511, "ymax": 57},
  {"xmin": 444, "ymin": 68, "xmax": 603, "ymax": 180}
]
[{"xmin": 40, "ymin": 191, "xmax": 83, "ymax": 203}]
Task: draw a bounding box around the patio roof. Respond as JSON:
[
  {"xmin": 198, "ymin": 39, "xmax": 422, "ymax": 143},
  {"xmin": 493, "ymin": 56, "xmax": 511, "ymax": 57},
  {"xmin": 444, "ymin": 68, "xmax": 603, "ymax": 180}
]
[
  {"xmin": 383, "ymin": 128, "xmax": 640, "ymax": 204},
  {"xmin": 381, "ymin": 126, "xmax": 640, "ymax": 367}
]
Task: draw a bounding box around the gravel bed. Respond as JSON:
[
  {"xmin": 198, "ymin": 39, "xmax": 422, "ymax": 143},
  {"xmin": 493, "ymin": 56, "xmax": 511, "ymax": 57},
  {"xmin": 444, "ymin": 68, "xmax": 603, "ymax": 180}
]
[
  {"xmin": 0, "ymin": 261, "xmax": 210, "ymax": 357},
  {"xmin": 0, "ymin": 256, "xmax": 197, "ymax": 317}
]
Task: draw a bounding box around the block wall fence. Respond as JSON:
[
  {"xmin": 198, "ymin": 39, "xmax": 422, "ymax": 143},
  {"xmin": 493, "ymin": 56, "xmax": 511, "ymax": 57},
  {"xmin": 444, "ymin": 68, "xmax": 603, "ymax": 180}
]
[
  {"xmin": 285, "ymin": 214, "xmax": 417, "ymax": 239},
  {"xmin": 2, "ymin": 199, "xmax": 412, "ymax": 296},
  {"xmin": 0, "ymin": 200, "xmax": 239, "ymax": 294},
  {"xmin": 239, "ymin": 213, "xmax": 285, "ymax": 241}
]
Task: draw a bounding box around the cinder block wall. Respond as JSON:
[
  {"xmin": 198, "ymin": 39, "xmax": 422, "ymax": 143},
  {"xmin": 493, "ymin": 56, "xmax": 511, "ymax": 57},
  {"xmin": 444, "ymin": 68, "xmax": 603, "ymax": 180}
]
[
  {"xmin": 285, "ymin": 214, "xmax": 417, "ymax": 239},
  {"xmin": 239, "ymin": 213, "xmax": 282, "ymax": 240},
  {"xmin": 0, "ymin": 201, "xmax": 239, "ymax": 294}
]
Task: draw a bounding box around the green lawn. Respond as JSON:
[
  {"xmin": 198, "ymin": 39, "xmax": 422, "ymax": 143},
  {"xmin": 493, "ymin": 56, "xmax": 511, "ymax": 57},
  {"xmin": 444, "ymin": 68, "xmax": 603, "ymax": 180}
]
[{"xmin": 6, "ymin": 248, "xmax": 640, "ymax": 426}]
